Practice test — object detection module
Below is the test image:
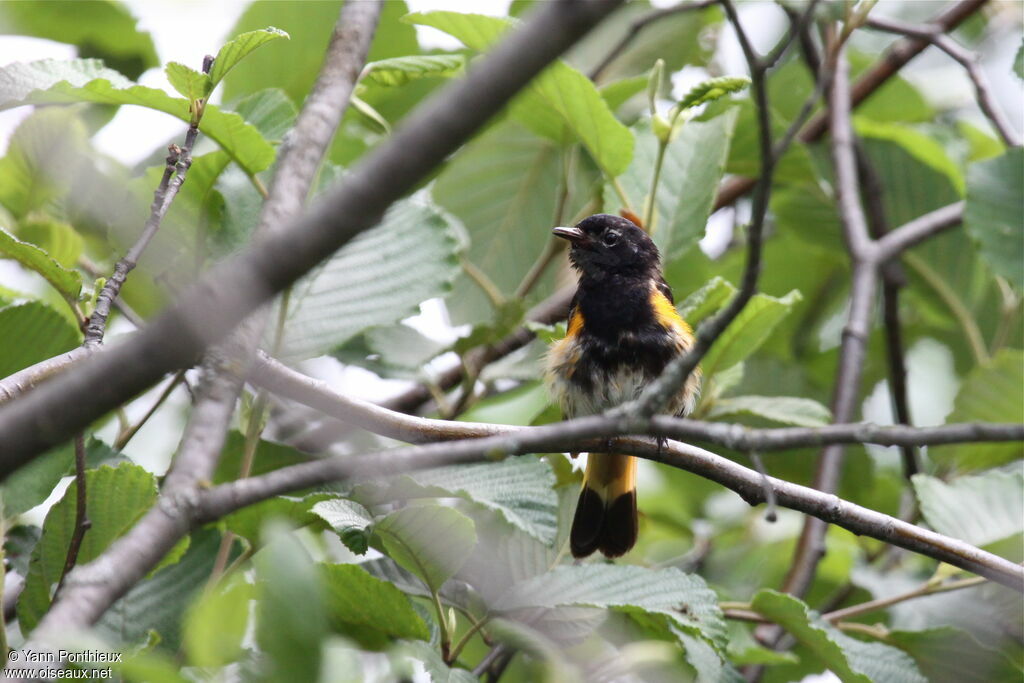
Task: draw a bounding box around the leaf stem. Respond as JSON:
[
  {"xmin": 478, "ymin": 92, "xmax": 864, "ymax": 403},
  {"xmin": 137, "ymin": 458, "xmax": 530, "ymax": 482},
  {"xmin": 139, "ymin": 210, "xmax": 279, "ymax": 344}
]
[
  {"xmin": 433, "ymin": 588, "xmax": 453, "ymax": 662},
  {"xmin": 447, "ymin": 614, "xmax": 490, "ymax": 664},
  {"xmin": 822, "ymin": 574, "xmax": 986, "ymax": 623},
  {"xmin": 644, "ymin": 139, "xmax": 668, "ymax": 234},
  {"xmin": 460, "ymin": 255, "xmax": 506, "ymax": 310},
  {"xmin": 610, "ymin": 176, "xmax": 635, "ymax": 216}
]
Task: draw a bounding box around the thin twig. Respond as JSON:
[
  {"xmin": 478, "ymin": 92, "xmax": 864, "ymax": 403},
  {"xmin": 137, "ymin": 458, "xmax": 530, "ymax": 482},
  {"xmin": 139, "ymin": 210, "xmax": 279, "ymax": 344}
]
[
  {"xmin": 630, "ymin": 0, "xmax": 818, "ymax": 418},
  {"xmin": 113, "ymin": 370, "xmax": 187, "ymax": 450},
  {"xmin": 865, "ymin": 15, "xmax": 1021, "ymax": 148},
  {"xmin": 588, "ymin": 0, "xmax": 718, "ymax": 82},
  {"xmin": 822, "ymin": 575, "xmax": 987, "ymax": 623},
  {"xmin": 56, "ymin": 433, "xmax": 90, "ymax": 596}
]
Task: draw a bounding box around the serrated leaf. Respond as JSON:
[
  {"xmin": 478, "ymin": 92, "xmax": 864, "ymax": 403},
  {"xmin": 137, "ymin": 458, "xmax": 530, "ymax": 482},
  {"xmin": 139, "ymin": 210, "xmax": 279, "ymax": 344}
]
[
  {"xmin": 678, "ymin": 276, "xmax": 737, "ymax": 324},
  {"xmin": 164, "ymin": 62, "xmax": 210, "ymax": 102},
  {"xmin": 405, "ymin": 11, "xmax": 634, "ymax": 177},
  {"xmin": 913, "ymin": 470, "xmax": 1023, "ymax": 548},
  {"xmin": 493, "ymin": 564, "xmax": 727, "ymax": 649},
  {"xmin": 362, "ymin": 456, "xmax": 558, "ymax": 544},
  {"xmin": 255, "ymin": 522, "xmax": 327, "ymax": 682},
  {"xmin": 751, "ymin": 590, "xmax": 927, "ymax": 683},
  {"xmin": 963, "ymin": 148, "xmax": 1023, "ymax": 291},
  {"xmin": 18, "ymin": 216, "xmax": 83, "ymax": 268},
  {"xmin": 311, "ymin": 498, "xmax": 375, "ymax": 555},
  {"xmin": 887, "ymin": 626, "xmax": 1023, "ymax": 683},
  {"xmin": 374, "ymin": 504, "xmax": 476, "ymax": 593},
  {"xmin": 677, "ymin": 76, "xmax": 750, "ymax": 111},
  {"xmin": 700, "ymin": 290, "xmax": 802, "ymax": 380},
  {"xmin": 0, "ymin": 228, "xmax": 81, "ymax": 303},
  {"xmin": 18, "ymin": 463, "xmax": 159, "ymax": 633},
  {"xmin": 282, "ymin": 196, "xmax": 461, "ymax": 360},
  {"xmin": 321, "ymin": 563, "xmax": 430, "ymax": 647},
  {"xmin": 855, "ymin": 118, "xmax": 964, "ymax": 195},
  {"xmin": 183, "ymin": 571, "xmax": 254, "ymax": 667},
  {"xmin": 232, "ymin": 88, "xmax": 297, "ymax": 142},
  {"xmin": 0, "ymin": 59, "xmax": 275, "ymax": 177},
  {"xmin": 708, "ymin": 396, "xmax": 832, "ymax": 427},
  {"xmin": 361, "ymin": 54, "xmax": 466, "ymax": 87},
  {"xmin": 208, "ymin": 27, "xmax": 290, "ymax": 89},
  {"xmin": 616, "ymin": 110, "xmax": 737, "ymax": 262},
  {"xmin": 433, "ymin": 121, "xmax": 563, "ymax": 324},
  {"xmin": 0, "ymin": 301, "xmax": 79, "ymax": 378},
  {"xmin": 932, "ymin": 350, "xmax": 1024, "ymax": 470}
]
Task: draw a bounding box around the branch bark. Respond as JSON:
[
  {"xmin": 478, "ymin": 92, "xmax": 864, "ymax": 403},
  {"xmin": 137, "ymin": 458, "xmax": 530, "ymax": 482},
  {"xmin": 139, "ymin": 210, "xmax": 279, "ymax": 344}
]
[
  {"xmin": 24, "ymin": 0, "xmax": 385, "ymax": 658},
  {"xmin": 0, "ymin": 0, "xmax": 624, "ymax": 476}
]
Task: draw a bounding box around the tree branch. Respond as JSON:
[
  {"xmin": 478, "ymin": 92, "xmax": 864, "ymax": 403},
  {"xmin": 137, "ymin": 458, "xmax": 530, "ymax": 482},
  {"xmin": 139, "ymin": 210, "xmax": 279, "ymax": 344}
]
[
  {"xmin": 781, "ymin": 38, "xmax": 876, "ymax": 601},
  {"xmin": 0, "ymin": 0, "xmax": 625, "ymax": 475},
  {"xmin": 24, "ymin": 0, "xmax": 386, "ymax": 656},
  {"xmin": 588, "ymin": 0, "xmax": 718, "ymax": 82},
  {"xmin": 629, "ymin": 0, "xmax": 818, "ymax": 418},
  {"xmin": 865, "ymin": 14, "xmax": 1021, "ymax": 148},
  {"xmin": 873, "ymin": 202, "xmax": 964, "ymax": 262},
  {"xmin": 712, "ymin": 0, "xmax": 991, "ymax": 211}
]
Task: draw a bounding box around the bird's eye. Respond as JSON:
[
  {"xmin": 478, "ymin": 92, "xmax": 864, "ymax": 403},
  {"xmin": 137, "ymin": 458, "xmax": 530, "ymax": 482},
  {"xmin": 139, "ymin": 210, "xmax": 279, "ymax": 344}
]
[{"xmin": 603, "ymin": 231, "xmax": 619, "ymax": 247}]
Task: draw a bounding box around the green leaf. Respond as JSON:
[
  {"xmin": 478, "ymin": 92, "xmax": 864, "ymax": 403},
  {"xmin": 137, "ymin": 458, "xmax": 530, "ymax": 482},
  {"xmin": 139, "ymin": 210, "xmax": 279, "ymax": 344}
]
[
  {"xmin": 17, "ymin": 216, "xmax": 83, "ymax": 268},
  {"xmin": 255, "ymin": 522, "xmax": 328, "ymax": 682},
  {"xmin": 855, "ymin": 118, "xmax": 964, "ymax": 195},
  {"xmin": 334, "ymin": 323, "xmax": 448, "ymax": 378},
  {"xmin": 18, "ymin": 463, "xmax": 159, "ymax": 633},
  {"xmin": 0, "ymin": 59, "xmax": 275, "ymax": 177},
  {"xmin": 849, "ymin": 51, "xmax": 933, "ymax": 124},
  {"xmin": 700, "ymin": 290, "xmax": 803, "ymax": 380},
  {"xmin": 360, "ymin": 54, "xmax": 465, "ymax": 87},
  {"xmin": 751, "ymin": 590, "xmax": 927, "ymax": 683},
  {"xmin": 458, "ymin": 382, "xmax": 552, "ymax": 427},
  {"xmin": 320, "ymin": 563, "xmax": 430, "ymax": 647},
  {"xmin": 1015, "ymin": 40, "xmax": 1023, "ymax": 80},
  {"xmin": 708, "ymin": 396, "xmax": 832, "ymax": 427},
  {"xmin": 957, "ymin": 120, "xmax": 1005, "ymax": 163},
  {"xmin": 223, "ymin": 1, "xmax": 417, "ymax": 104},
  {"xmin": 676, "ymin": 76, "xmax": 750, "ymax": 111},
  {"xmin": 184, "ymin": 573, "xmax": 254, "ymax": 667},
  {"xmin": 164, "ymin": 62, "xmax": 209, "ymax": 102},
  {"xmin": 493, "ymin": 564, "xmax": 727, "ymax": 649},
  {"xmin": 887, "ymin": 627, "xmax": 1024, "ymax": 683},
  {"xmin": 311, "ymin": 498, "xmax": 375, "ymax": 555},
  {"xmin": 0, "ymin": 0, "xmax": 158, "ymax": 80},
  {"xmin": 282, "ymin": 195, "xmax": 461, "ymax": 360},
  {"xmin": 214, "ymin": 431, "xmax": 310, "ymax": 484},
  {"xmin": 511, "ymin": 59, "xmax": 635, "ymax": 177},
  {"xmin": 600, "ymin": 73, "xmax": 649, "ymax": 112},
  {"xmin": 232, "ymin": 88, "xmax": 298, "ymax": 142},
  {"xmin": 678, "ymin": 276, "xmax": 737, "ymax": 325},
  {"xmin": 209, "ymin": 27, "xmax": 290, "ymax": 90},
  {"xmin": 397, "ymin": 640, "xmax": 479, "ymax": 683},
  {"xmin": 433, "ymin": 121, "xmax": 564, "ymax": 324},
  {"xmin": 0, "ymin": 302, "xmax": 79, "ymax": 378},
  {"xmin": 963, "ymin": 148, "xmax": 1023, "ymax": 291},
  {"xmin": 402, "ymin": 11, "xmax": 511, "ymax": 51},
  {"xmin": 0, "ymin": 228, "xmax": 82, "ymax": 304},
  {"xmin": 932, "ymin": 350, "xmax": 1024, "ymax": 470},
  {"xmin": 360, "ymin": 456, "xmax": 558, "ymax": 544},
  {"xmin": 374, "ymin": 504, "xmax": 476, "ymax": 593},
  {"xmin": 616, "ymin": 110, "xmax": 738, "ymax": 262},
  {"xmin": 405, "ymin": 11, "xmax": 634, "ymax": 177},
  {"xmin": 913, "ymin": 469, "xmax": 1023, "ymax": 549}
]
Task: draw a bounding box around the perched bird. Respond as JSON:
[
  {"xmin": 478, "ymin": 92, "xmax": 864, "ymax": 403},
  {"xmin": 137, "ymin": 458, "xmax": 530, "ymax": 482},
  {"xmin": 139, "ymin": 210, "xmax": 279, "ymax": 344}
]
[{"xmin": 545, "ymin": 214, "xmax": 700, "ymax": 558}]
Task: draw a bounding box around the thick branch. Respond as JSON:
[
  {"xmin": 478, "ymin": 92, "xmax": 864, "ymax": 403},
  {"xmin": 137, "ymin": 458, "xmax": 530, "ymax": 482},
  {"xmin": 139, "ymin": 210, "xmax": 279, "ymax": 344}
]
[
  {"xmin": 252, "ymin": 352, "xmax": 1024, "ymax": 451},
  {"xmin": 0, "ymin": 0, "xmax": 624, "ymax": 475},
  {"xmin": 25, "ymin": 1, "xmax": 385, "ymax": 655}
]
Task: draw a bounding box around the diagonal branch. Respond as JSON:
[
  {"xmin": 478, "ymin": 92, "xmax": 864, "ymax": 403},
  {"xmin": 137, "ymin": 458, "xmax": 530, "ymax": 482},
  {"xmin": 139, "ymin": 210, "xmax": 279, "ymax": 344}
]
[
  {"xmin": 25, "ymin": 0, "xmax": 386, "ymax": 655},
  {"xmin": 865, "ymin": 14, "xmax": 1021, "ymax": 148},
  {"xmin": 0, "ymin": 0, "xmax": 625, "ymax": 476}
]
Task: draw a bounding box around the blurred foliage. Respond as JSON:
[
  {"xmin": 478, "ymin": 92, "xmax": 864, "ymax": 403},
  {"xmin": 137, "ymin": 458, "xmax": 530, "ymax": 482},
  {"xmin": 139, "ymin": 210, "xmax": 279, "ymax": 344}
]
[{"xmin": 0, "ymin": 2, "xmax": 1020, "ymax": 682}]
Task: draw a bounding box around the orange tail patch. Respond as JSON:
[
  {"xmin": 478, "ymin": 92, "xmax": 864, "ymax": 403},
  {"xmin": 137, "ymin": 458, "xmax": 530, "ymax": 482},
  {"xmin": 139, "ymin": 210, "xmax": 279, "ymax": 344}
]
[{"xmin": 570, "ymin": 454, "xmax": 638, "ymax": 558}]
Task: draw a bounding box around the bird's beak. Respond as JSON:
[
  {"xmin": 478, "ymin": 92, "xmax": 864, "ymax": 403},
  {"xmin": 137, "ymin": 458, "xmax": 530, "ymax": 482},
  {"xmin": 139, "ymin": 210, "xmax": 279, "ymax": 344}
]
[{"xmin": 552, "ymin": 226, "xmax": 586, "ymax": 245}]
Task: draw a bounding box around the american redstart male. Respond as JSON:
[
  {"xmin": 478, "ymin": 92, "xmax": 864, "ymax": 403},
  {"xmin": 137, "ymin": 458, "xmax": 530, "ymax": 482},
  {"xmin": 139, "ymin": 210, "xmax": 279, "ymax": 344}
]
[{"xmin": 545, "ymin": 214, "xmax": 700, "ymax": 558}]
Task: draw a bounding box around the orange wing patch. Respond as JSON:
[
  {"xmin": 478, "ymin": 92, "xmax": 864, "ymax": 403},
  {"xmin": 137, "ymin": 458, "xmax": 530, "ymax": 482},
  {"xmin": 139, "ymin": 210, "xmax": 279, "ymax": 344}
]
[
  {"xmin": 566, "ymin": 308, "xmax": 585, "ymax": 338},
  {"xmin": 650, "ymin": 287, "xmax": 693, "ymax": 335}
]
